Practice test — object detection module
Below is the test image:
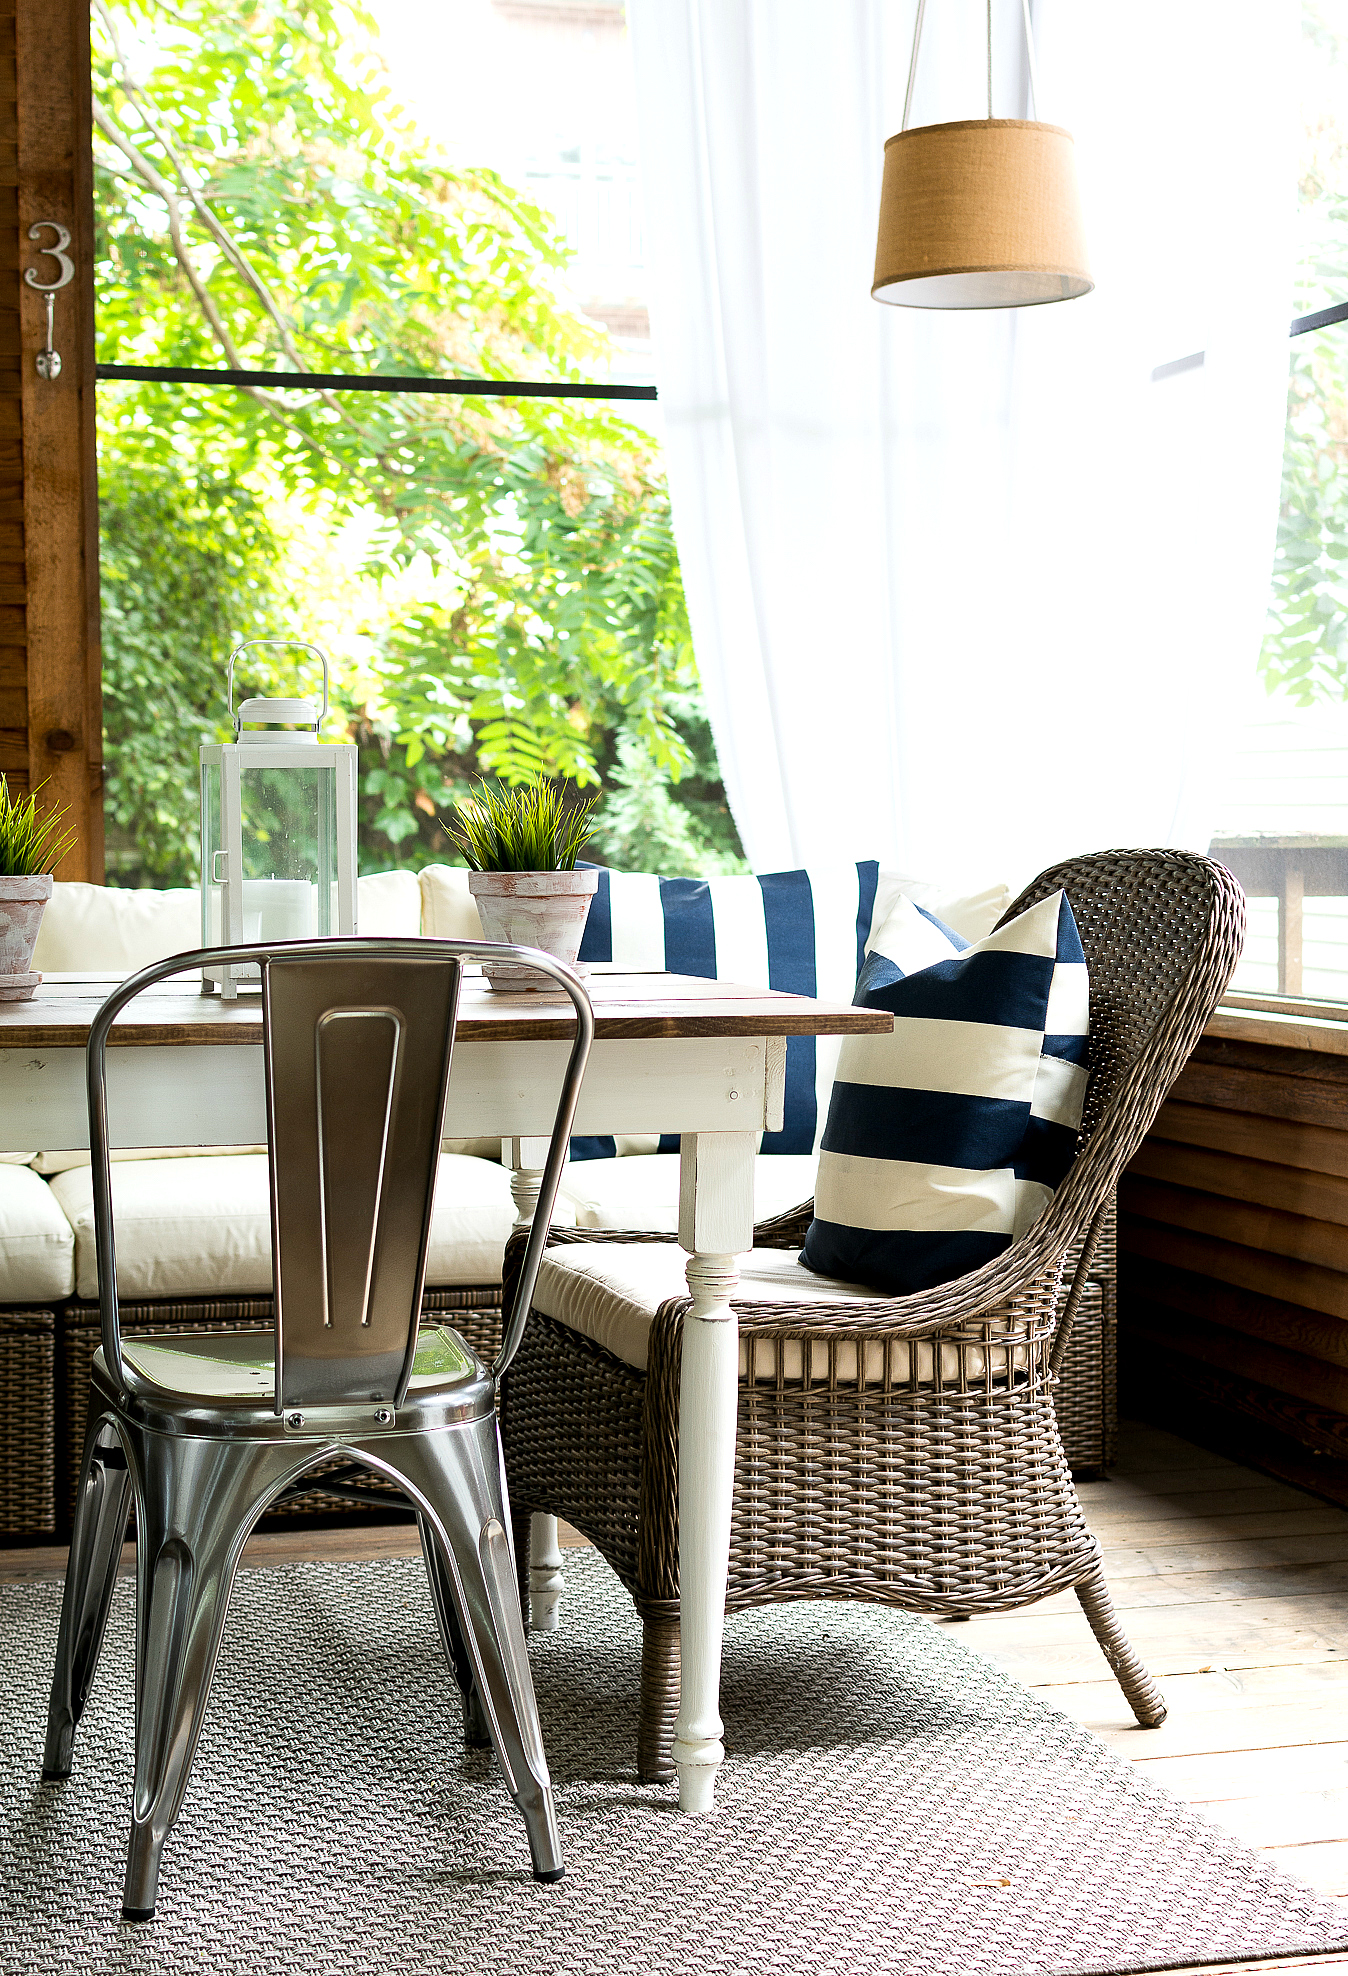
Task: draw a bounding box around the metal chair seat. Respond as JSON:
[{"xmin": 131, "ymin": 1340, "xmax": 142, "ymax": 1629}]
[
  {"xmin": 41, "ymin": 938, "xmax": 594, "ymax": 1923},
  {"xmin": 104, "ymin": 1322, "xmax": 482, "ymax": 1410}
]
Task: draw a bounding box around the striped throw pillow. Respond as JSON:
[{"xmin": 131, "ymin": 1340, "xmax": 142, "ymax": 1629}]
[
  {"xmin": 800, "ymin": 889, "xmax": 1089, "ymax": 1295},
  {"xmin": 574, "ymin": 862, "xmax": 881, "ymax": 1157}
]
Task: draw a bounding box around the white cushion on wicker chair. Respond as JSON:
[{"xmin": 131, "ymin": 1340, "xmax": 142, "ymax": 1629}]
[
  {"xmin": 533, "ymin": 1240, "xmax": 1028, "ymax": 1385},
  {"xmin": 0, "ymin": 1165, "xmax": 76, "ymax": 1301},
  {"xmin": 51, "ymin": 1152, "xmax": 567, "ymax": 1300},
  {"xmin": 558, "ymin": 1152, "xmax": 818, "ymax": 1233}
]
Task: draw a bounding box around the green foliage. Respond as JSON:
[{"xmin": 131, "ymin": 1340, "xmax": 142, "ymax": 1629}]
[
  {"xmin": 92, "ymin": 0, "xmax": 743, "ymax": 880},
  {"xmin": 99, "ymin": 458, "xmax": 288, "ymax": 882},
  {"xmin": 1259, "ymin": 5, "xmax": 1348, "ymax": 703},
  {"xmin": 445, "ymin": 776, "xmax": 599, "ymax": 872},
  {"xmin": 0, "ymin": 776, "xmax": 76, "ymax": 877}
]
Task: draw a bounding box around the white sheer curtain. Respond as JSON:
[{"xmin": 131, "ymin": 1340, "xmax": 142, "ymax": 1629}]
[{"xmin": 628, "ymin": 0, "xmax": 1297, "ymax": 893}]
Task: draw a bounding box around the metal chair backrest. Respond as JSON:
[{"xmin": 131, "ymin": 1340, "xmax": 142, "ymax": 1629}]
[{"xmin": 87, "ymin": 939, "xmax": 594, "ymax": 1410}]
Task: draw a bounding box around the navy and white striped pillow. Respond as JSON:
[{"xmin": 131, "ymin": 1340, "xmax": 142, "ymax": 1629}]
[
  {"xmin": 573, "ymin": 862, "xmax": 881, "ymax": 1158},
  {"xmin": 801, "ymin": 889, "xmax": 1089, "ymax": 1295}
]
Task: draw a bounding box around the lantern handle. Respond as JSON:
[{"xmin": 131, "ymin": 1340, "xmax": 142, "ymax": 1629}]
[
  {"xmin": 227, "ymin": 639, "xmax": 330, "ymax": 736},
  {"xmin": 900, "ymin": 0, "xmax": 1040, "ymax": 132}
]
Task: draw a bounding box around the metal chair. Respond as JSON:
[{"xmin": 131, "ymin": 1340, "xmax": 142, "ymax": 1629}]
[{"xmin": 41, "ymin": 938, "xmax": 593, "ymax": 1920}]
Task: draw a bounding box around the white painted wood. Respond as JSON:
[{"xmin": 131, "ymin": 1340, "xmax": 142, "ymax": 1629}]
[
  {"xmin": 528, "ymin": 1513, "xmax": 566, "ymax": 1633},
  {"xmin": 502, "ymin": 1137, "xmax": 552, "ymax": 1228},
  {"xmin": 678, "ymin": 1132, "xmax": 758, "ymax": 1255},
  {"xmin": 0, "ymin": 1036, "xmax": 772, "ymax": 1153},
  {"xmin": 671, "ymin": 1248, "xmax": 743, "ymax": 1814},
  {"xmin": 0, "ymin": 1043, "xmax": 268, "ymax": 1151},
  {"xmin": 764, "ymin": 1035, "xmax": 787, "ymax": 1134}
]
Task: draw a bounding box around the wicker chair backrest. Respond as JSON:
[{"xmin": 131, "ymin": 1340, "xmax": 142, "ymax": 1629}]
[{"xmin": 999, "ymin": 848, "xmax": 1245, "ymax": 1150}]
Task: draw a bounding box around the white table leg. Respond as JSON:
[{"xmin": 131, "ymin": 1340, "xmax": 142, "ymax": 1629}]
[
  {"xmin": 672, "ymin": 1130, "xmax": 756, "ymax": 1814},
  {"xmin": 504, "ymin": 1136, "xmax": 567, "ymax": 1632}
]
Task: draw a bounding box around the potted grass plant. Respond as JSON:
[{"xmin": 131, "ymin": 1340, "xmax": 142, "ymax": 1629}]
[
  {"xmin": 445, "ymin": 777, "xmax": 600, "ymax": 990},
  {"xmin": 0, "ymin": 775, "xmax": 75, "ymax": 1001}
]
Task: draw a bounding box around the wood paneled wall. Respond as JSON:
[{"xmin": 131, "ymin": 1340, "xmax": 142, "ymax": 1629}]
[
  {"xmin": 0, "ymin": 0, "xmax": 100, "ymax": 878},
  {"xmin": 1120, "ymin": 1030, "xmax": 1348, "ymax": 1505}
]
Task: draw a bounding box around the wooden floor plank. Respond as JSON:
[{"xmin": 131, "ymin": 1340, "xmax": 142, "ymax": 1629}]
[
  {"xmin": 1263, "ymin": 1841, "xmax": 1348, "ymax": 1897},
  {"xmin": 1036, "ymin": 1659, "xmax": 1348, "ymax": 1720},
  {"xmin": 1098, "ymin": 1535, "xmax": 1348, "ymax": 1577},
  {"xmin": 1120, "ymin": 1743, "xmax": 1348, "ymax": 1803},
  {"xmin": 1085, "ymin": 1508, "xmax": 1348, "ymax": 1546},
  {"xmin": 1199, "ymin": 1790, "xmax": 1348, "ymax": 1849},
  {"xmin": 1076, "ymin": 1479, "xmax": 1329, "ymax": 1520}
]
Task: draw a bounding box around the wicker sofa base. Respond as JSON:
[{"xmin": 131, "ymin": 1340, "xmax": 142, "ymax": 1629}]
[{"xmin": 0, "ymin": 1311, "xmax": 56, "ymax": 1537}]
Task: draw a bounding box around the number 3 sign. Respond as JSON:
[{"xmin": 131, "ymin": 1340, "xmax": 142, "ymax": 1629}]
[{"xmin": 25, "ymin": 221, "xmax": 74, "ymax": 380}]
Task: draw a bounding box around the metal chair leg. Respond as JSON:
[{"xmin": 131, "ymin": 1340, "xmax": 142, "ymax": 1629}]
[
  {"xmin": 43, "ymin": 1418, "xmax": 134, "ymax": 1781},
  {"xmin": 119, "ymin": 1426, "xmax": 299, "ymax": 1922},
  {"xmin": 375, "ymin": 1423, "xmax": 563, "ymax": 1882},
  {"xmin": 417, "ymin": 1512, "xmax": 490, "ymax": 1748},
  {"xmin": 1076, "ymin": 1564, "xmax": 1168, "ymax": 1727}
]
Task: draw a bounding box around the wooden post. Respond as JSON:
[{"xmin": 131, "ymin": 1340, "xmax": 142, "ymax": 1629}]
[
  {"xmin": 1277, "ymin": 858, "xmax": 1303, "ymax": 997},
  {"xmin": 6, "ymin": 0, "xmax": 101, "ymax": 877}
]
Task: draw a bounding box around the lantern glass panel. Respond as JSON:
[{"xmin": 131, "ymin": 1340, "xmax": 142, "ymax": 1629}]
[
  {"xmin": 239, "ymin": 763, "xmax": 337, "ymax": 940},
  {"xmin": 201, "ymin": 757, "xmax": 223, "ymax": 947}
]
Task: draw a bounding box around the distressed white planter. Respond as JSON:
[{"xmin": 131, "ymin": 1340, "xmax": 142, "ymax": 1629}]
[
  {"xmin": 0, "ymin": 872, "xmax": 52, "ymax": 1001},
  {"xmin": 468, "ymin": 868, "xmax": 599, "ymax": 991}
]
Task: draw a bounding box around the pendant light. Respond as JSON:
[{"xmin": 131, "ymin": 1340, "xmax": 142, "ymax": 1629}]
[{"xmin": 872, "ymin": 0, "xmax": 1091, "ymax": 310}]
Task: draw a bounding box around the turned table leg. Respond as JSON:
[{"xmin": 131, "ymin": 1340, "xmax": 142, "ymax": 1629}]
[{"xmin": 671, "ymin": 1131, "xmax": 756, "ymax": 1814}]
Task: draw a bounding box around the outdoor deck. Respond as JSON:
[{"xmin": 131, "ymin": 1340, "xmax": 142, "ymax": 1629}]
[{"xmin": 5, "ymin": 1419, "xmax": 1346, "ymax": 1976}]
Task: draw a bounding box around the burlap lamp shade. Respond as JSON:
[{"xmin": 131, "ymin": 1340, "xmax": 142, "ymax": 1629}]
[{"xmin": 873, "ymin": 117, "xmax": 1092, "ymax": 310}]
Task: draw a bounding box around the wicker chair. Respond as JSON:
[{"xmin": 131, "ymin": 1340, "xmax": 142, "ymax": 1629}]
[{"xmin": 499, "ymin": 849, "xmax": 1246, "ymax": 1781}]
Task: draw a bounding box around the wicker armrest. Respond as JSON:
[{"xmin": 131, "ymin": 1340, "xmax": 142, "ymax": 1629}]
[{"xmin": 753, "ymin": 1199, "xmax": 813, "ymax": 1249}]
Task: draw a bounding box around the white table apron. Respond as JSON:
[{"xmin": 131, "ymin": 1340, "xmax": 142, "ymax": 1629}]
[{"xmin": 0, "ymin": 1029, "xmax": 785, "ymax": 1817}]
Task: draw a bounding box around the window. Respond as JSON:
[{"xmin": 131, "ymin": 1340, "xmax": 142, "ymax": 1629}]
[
  {"xmin": 1211, "ymin": 3, "xmax": 1348, "ymax": 1001},
  {"xmin": 92, "ymin": 0, "xmax": 739, "ymax": 888}
]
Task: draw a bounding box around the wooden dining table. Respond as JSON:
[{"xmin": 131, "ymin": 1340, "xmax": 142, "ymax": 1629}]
[{"xmin": 0, "ymin": 964, "xmax": 890, "ymax": 1815}]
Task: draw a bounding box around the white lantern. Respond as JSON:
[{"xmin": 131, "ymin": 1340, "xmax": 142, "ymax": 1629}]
[{"xmin": 200, "ymin": 640, "xmax": 357, "ymax": 999}]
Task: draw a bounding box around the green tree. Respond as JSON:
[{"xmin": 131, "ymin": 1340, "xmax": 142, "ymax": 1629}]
[
  {"xmin": 1259, "ymin": 4, "xmax": 1348, "ymax": 704},
  {"xmin": 93, "ymin": 0, "xmax": 744, "ymax": 881}
]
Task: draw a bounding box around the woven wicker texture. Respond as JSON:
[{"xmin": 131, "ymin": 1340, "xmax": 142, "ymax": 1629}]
[
  {"xmin": 500, "ymin": 850, "xmax": 1246, "ymax": 1777},
  {"xmin": 2, "ymin": 1548, "xmax": 1343, "ymax": 1976},
  {"xmin": 0, "ymin": 1310, "xmax": 54, "ymax": 1538}
]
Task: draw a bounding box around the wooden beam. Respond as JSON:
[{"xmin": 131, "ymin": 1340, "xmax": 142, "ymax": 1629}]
[{"xmin": 14, "ymin": 0, "xmax": 100, "ymax": 878}]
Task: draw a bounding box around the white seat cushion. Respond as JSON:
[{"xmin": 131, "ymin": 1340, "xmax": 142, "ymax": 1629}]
[
  {"xmin": 417, "ymin": 865, "xmax": 484, "ymax": 940},
  {"xmin": 533, "ymin": 1241, "xmax": 1027, "ymax": 1384},
  {"xmin": 50, "ymin": 1152, "xmax": 567, "ymax": 1301},
  {"xmin": 32, "ymin": 871, "xmax": 422, "ymax": 977},
  {"xmin": 0, "ymin": 1166, "xmax": 75, "ymax": 1302},
  {"xmin": 558, "ymin": 1152, "xmax": 817, "ymax": 1233}
]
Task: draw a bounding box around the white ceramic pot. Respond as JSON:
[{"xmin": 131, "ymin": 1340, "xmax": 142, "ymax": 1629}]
[
  {"xmin": 0, "ymin": 871, "xmax": 52, "ymax": 1001},
  {"xmin": 468, "ymin": 868, "xmax": 599, "ymax": 991}
]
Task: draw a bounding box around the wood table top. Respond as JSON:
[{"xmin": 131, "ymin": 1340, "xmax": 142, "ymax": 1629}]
[{"xmin": 0, "ymin": 967, "xmax": 892, "ymax": 1048}]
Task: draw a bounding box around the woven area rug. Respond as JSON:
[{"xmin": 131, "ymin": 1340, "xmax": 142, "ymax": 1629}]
[{"xmin": 1, "ymin": 1549, "xmax": 1345, "ymax": 1976}]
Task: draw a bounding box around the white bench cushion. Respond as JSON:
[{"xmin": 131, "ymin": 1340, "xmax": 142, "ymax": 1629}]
[
  {"xmin": 0, "ymin": 1166, "xmax": 76, "ymax": 1302},
  {"xmin": 533, "ymin": 1240, "xmax": 1026, "ymax": 1384},
  {"xmin": 558, "ymin": 1152, "xmax": 817, "ymax": 1233},
  {"xmin": 32, "ymin": 870, "xmax": 422, "ymax": 975},
  {"xmin": 50, "ymin": 1152, "xmax": 567, "ymax": 1301}
]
